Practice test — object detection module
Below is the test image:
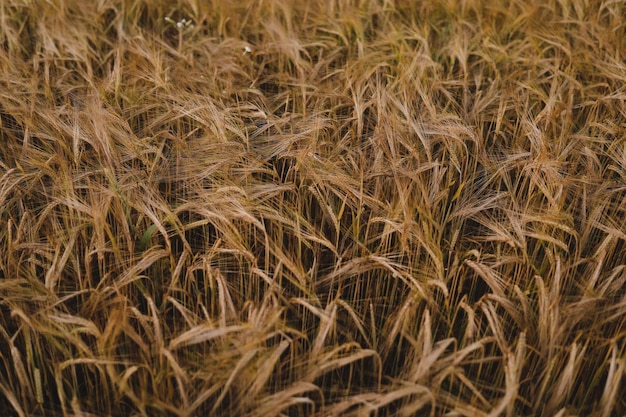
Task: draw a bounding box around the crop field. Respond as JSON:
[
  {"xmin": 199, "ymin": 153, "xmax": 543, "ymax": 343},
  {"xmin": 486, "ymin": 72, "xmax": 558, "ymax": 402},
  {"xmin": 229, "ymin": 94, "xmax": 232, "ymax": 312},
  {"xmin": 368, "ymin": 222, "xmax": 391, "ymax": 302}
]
[{"xmin": 1, "ymin": 0, "xmax": 625, "ymax": 416}]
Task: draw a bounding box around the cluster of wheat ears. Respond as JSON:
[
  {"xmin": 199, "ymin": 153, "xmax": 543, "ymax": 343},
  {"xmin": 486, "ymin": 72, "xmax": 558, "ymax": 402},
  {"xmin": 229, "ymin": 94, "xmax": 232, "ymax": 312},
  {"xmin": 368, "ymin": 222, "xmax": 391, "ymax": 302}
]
[{"xmin": 1, "ymin": 0, "xmax": 625, "ymax": 416}]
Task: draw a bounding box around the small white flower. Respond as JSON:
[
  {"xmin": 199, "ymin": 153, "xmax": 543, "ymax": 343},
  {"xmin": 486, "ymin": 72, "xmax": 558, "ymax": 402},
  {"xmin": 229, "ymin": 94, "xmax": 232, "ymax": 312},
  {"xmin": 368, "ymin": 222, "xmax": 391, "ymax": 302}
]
[
  {"xmin": 166, "ymin": 16, "xmax": 193, "ymax": 30},
  {"xmin": 244, "ymin": 45, "xmax": 252, "ymax": 54}
]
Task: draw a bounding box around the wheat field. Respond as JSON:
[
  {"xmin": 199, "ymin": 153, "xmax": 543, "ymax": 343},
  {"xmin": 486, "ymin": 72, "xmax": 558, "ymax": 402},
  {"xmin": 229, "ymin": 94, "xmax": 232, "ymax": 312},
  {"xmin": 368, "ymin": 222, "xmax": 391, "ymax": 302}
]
[{"xmin": 1, "ymin": 0, "xmax": 625, "ymax": 416}]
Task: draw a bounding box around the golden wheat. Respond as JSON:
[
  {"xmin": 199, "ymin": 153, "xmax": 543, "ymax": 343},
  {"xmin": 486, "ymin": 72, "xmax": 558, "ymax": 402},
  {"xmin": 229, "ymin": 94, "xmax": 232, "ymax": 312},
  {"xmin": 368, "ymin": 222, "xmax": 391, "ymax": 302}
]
[{"xmin": 1, "ymin": 0, "xmax": 625, "ymax": 416}]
